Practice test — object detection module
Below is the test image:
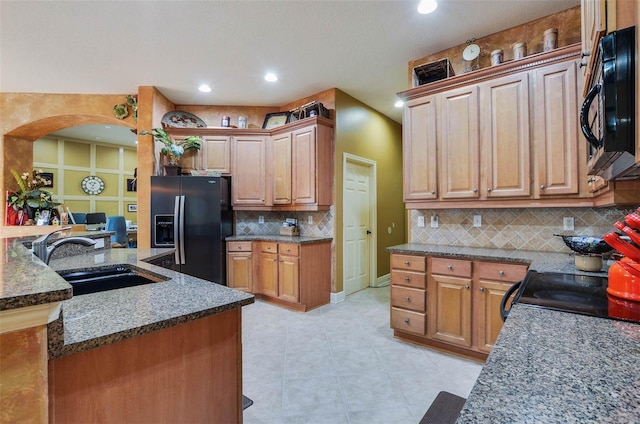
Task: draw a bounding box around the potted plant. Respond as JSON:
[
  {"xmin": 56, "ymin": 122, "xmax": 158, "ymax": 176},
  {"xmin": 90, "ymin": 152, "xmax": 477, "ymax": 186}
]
[
  {"xmin": 140, "ymin": 128, "xmax": 202, "ymax": 175},
  {"xmin": 6, "ymin": 169, "xmax": 60, "ymax": 224}
]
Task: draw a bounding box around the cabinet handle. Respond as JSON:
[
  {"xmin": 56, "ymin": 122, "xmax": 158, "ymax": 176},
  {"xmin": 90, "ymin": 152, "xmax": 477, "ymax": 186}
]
[
  {"xmin": 465, "ymin": 285, "xmax": 470, "ymax": 290},
  {"xmin": 499, "ymin": 270, "xmax": 505, "ymax": 276},
  {"xmin": 581, "ymin": 51, "xmax": 591, "ymax": 58},
  {"xmin": 487, "ymin": 188, "xmax": 492, "ymax": 192},
  {"xmin": 404, "ymin": 277, "xmax": 411, "ymax": 281},
  {"xmin": 286, "ymin": 249, "xmax": 291, "ymax": 252},
  {"xmin": 587, "ymin": 177, "xmax": 596, "ymax": 183},
  {"xmin": 540, "ymin": 185, "xmax": 546, "ymax": 190},
  {"xmin": 405, "ymin": 296, "xmax": 411, "ymax": 302},
  {"xmin": 405, "ymin": 261, "xmax": 410, "ymax": 265},
  {"xmin": 404, "ymin": 318, "xmax": 410, "ymax": 324},
  {"xmin": 579, "ymin": 61, "xmax": 587, "ymax": 68},
  {"xmin": 447, "ymin": 265, "xmax": 453, "ymax": 270},
  {"xmin": 238, "ymin": 246, "xmax": 242, "ymax": 250},
  {"xmin": 479, "ymin": 287, "xmax": 485, "ymax": 292}
]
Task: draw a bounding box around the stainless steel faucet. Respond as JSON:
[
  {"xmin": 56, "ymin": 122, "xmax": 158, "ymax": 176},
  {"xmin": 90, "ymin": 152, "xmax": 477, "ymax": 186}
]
[{"xmin": 31, "ymin": 226, "xmax": 97, "ymax": 264}]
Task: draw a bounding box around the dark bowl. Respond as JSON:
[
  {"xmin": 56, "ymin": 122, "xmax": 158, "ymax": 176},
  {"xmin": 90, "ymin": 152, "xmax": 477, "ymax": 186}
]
[{"xmin": 555, "ymin": 234, "xmax": 614, "ymax": 255}]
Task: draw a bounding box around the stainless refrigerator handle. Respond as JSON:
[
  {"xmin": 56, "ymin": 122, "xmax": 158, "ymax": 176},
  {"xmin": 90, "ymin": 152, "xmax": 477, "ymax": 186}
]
[
  {"xmin": 173, "ymin": 195, "xmax": 181, "ymax": 265},
  {"xmin": 179, "ymin": 195, "xmax": 186, "ymax": 265}
]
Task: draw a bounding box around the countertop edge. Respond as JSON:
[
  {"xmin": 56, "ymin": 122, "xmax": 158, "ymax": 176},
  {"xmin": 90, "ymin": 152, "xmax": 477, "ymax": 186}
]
[{"xmin": 226, "ymin": 235, "xmax": 333, "ymax": 244}]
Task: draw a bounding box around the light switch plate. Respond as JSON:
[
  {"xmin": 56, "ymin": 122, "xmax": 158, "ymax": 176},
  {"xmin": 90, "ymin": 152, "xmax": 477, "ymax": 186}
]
[
  {"xmin": 473, "ymin": 215, "xmax": 482, "ymax": 227},
  {"xmin": 563, "ymin": 217, "xmax": 575, "ymax": 231}
]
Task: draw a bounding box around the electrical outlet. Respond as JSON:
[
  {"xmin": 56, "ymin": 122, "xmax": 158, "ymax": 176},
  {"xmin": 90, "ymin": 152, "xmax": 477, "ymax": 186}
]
[
  {"xmin": 563, "ymin": 217, "xmax": 575, "ymax": 231},
  {"xmin": 258, "ymin": 215, "xmax": 264, "ymax": 224},
  {"xmin": 417, "ymin": 216, "xmax": 425, "ymax": 227},
  {"xmin": 308, "ymin": 215, "xmax": 313, "ymax": 225},
  {"xmin": 473, "ymin": 215, "xmax": 482, "ymax": 227},
  {"xmin": 430, "ymin": 215, "xmax": 439, "ymax": 228}
]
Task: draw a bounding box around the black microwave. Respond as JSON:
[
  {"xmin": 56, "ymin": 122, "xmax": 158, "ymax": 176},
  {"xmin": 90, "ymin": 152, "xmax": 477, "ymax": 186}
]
[{"xmin": 580, "ymin": 26, "xmax": 638, "ymax": 180}]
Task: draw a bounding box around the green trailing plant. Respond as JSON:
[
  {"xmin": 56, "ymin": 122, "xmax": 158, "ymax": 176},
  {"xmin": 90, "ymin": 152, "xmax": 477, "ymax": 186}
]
[
  {"xmin": 140, "ymin": 128, "xmax": 202, "ymax": 165},
  {"xmin": 7, "ymin": 169, "xmax": 60, "ymax": 210}
]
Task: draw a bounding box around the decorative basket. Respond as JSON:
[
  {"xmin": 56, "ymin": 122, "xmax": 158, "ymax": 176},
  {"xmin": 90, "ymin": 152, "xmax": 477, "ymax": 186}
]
[
  {"xmin": 280, "ymin": 226, "xmax": 300, "ymax": 236},
  {"xmin": 288, "ymin": 101, "xmax": 330, "ymax": 122}
]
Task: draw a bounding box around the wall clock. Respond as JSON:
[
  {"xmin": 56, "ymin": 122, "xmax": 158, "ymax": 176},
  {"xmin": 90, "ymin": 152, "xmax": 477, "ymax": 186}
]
[
  {"xmin": 81, "ymin": 175, "xmax": 105, "ymax": 195},
  {"xmin": 462, "ymin": 40, "xmax": 481, "ymax": 72}
]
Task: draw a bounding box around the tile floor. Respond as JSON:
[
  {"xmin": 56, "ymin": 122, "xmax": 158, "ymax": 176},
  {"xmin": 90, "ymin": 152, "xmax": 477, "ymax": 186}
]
[{"xmin": 241, "ymin": 286, "xmax": 483, "ymax": 423}]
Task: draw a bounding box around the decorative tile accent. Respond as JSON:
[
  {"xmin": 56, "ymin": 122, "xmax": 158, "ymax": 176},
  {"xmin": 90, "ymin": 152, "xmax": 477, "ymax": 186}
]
[{"xmin": 410, "ymin": 207, "xmax": 637, "ymax": 252}]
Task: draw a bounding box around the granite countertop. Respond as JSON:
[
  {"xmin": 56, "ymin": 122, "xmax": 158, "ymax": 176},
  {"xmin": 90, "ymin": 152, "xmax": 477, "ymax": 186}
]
[
  {"xmin": 227, "ymin": 234, "xmax": 333, "ymax": 244},
  {"xmin": 457, "ymin": 305, "xmax": 640, "ymax": 423},
  {"xmin": 387, "ymin": 243, "xmax": 608, "ymax": 277},
  {"xmin": 45, "ymin": 248, "xmax": 254, "ymax": 359}
]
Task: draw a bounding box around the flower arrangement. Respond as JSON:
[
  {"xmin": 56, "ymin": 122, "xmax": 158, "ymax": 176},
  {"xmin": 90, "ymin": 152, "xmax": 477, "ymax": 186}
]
[
  {"xmin": 7, "ymin": 169, "xmax": 59, "ymax": 211},
  {"xmin": 140, "ymin": 128, "xmax": 202, "ymax": 166}
]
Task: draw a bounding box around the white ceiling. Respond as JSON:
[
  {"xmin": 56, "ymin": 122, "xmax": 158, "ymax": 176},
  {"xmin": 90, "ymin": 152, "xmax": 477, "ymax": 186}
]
[{"xmin": 1, "ymin": 0, "xmax": 579, "ymax": 145}]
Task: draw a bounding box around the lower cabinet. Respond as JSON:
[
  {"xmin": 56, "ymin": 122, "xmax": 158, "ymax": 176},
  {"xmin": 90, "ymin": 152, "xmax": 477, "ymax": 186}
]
[
  {"xmin": 226, "ymin": 241, "xmax": 253, "ymax": 292},
  {"xmin": 390, "ymin": 253, "xmax": 528, "ymax": 359},
  {"xmin": 228, "ymin": 240, "xmax": 331, "ymax": 311}
]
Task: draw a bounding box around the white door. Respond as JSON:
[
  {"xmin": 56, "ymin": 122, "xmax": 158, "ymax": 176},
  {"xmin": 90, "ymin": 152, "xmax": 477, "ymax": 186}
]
[{"xmin": 344, "ymin": 158, "xmax": 373, "ymax": 295}]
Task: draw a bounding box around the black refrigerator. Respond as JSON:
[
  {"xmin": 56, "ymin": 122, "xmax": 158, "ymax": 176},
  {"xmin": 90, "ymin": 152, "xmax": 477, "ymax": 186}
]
[{"xmin": 150, "ymin": 176, "xmax": 232, "ymax": 284}]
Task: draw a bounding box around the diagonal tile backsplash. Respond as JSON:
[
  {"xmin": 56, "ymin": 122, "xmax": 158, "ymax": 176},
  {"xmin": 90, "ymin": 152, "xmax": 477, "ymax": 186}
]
[
  {"xmin": 235, "ymin": 208, "xmax": 335, "ymax": 238},
  {"xmin": 410, "ymin": 207, "xmax": 637, "ymax": 253}
]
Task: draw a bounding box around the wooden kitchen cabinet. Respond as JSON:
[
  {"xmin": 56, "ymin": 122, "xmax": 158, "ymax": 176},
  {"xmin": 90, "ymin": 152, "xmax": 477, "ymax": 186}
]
[
  {"xmin": 533, "ymin": 60, "xmax": 580, "ymax": 197},
  {"xmin": 232, "ymin": 240, "xmax": 331, "ymax": 311},
  {"xmin": 403, "ymin": 95, "xmax": 438, "ymax": 201},
  {"xmin": 428, "ymin": 258, "xmax": 473, "ymax": 347},
  {"xmin": 231, "ymin": 135, "xmax": 269, "ymax": 206},
  {"xmin": 270, "ymin": 121, "xmax": 333, "ymax": 209},
  {"xmin": 226, "ymin": 241, "xmax": 253, "ymax": 292},
  {"xmin": 580, "ymin": 0, "xmax": 607, "ymax": 90},
  {"xmin": 390, "ymin": 254, "xmax": 427, "ymax": 335},
  {"xmin": 392, "ymin": 252, "xmax": 529, "ymax": 360},
  {"xmin": 202, "ymin": 135, "xmax": 231, "ymax": 174}
]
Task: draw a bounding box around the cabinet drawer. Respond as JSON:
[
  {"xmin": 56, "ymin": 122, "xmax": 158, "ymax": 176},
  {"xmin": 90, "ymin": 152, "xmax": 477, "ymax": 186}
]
[
  {"xmin": 391, "ymin": 254, "xmax": 426, "ymax": 272},
  {"xmin": 227, "ymin": 241, "xmax": 252, "ymax": 252},
  {"xmin": 391, "ymin": 271, "xmax": 426, "ymax": 289},
  {"xmin": 279, "ymin": 243, "xmax": 299, "ymax": 256},
  {"xmin": 476, "ymin": 262, "xmax": 528, "ymax": 282},
  {"xmin": 391, "ymin": 286, "xmax": 426, "ymax": 312},
  {"xmin": 431, "ymin": 257, "xmax": 472, "ymax": 277},
  {"xmin": 391, "ymin": 307, "xmax": 426, "ymax": 335},
  {"xmin": 261, "ymin": 242, "xmax": 278, "ymax": 253}
]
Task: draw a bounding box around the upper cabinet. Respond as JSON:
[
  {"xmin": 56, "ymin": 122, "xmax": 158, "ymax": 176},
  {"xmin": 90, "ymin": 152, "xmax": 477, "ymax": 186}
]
[
  {"xmin": 166, "ymin": 117, "xmax": 334, "ymax": 211},
  {"xmin": 403, "ymin": 95, "xmax": 438, "ymax": 200},
  {"xmin": 580, "ymin": 0, "xmax": 607, "ymax": 89}
]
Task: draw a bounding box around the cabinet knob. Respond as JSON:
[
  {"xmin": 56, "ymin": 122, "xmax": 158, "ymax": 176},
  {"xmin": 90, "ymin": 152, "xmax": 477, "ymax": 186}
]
[
  {"xmin": 406, "ymin": 296, "xmax": 411, "ymax": 302},
  {"xmin": 579, "ymin": 61, "xmax": 587, "ymax": 68},
  {"xmin": 479, "ymin": 287, "xmax": 485, "ymax": 292},
  {"xmin": 487, "ymin": 188, "xmax": 492, "ymax": 192},
  {"xmin": 447, "ymin": 265, "xmax": 453, "ymax": 270},
  {"xmin": 404, "ymin": 318, "xmax": 410, "ymax": 324},
  {"xmin": 405, "ymin": 261, "xmax": 410, "ymax": 265},
  {"xmin": 238, "ymin": 246, "xmax": 242, "ymax": 250},
  {"xmin": 431, "ymin": 191, "xmax": 435, "ymax": 195},
  {"xmin": 540, "ymin": 185, "xmax": 546, "ymax": 190},
  {"xmin": 587, "ymin": 177, "xmax": 596, "ymax": 183},
  {"xmin": 465, "ymin": 285, "xmax": 470, "ymax": 290},
  {"xmin": 404, "ymin": 277, "xmax": 410, "ymax": 281},
  {"xmin": 273, "ymin": 259, "xmax": 278, "ymax": 262},
  {"xmin": 499, "ymin": 270, "xmax": 505, "ymax": 276},
  {"xmin": 473, "ymin": 188, "xmax": 478, "ymax": 193},
  {"xmin": 286, "ymin": 249, "xmax": 291, "ymax": 252}
]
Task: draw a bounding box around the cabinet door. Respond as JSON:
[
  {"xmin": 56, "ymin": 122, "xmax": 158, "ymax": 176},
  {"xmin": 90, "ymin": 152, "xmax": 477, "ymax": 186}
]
[
  {"xmin": 534, "ymin": 60, "xmax": 580, "ymax": 196},
  {"xmin": 581, "ymin": 0, "xmax": 606, "ymax": 84},
  {"xmin": 278, "ymin": 254, "xmax": 300, "ymax": 303},
  {"xmin": 259, "ymin": 252, "xmax": 278, "ymax": 297},
  {"xmin": 203, "ymin": 136, "xmax": 231, "ymax": 174},
  {"xmin": 231, "ymin": 136, "xmax": 268, "ymax": 205},
  {"xmin": 480, "ymin": 72, "xmax": 531, "ymax": 198},
  {"xmin": 476, "ymin": 279, "xmax": 513, "ymax": 353},
  {"xmin": 291, "ymin": 126, "xmax": 317, "ymax": 205},
  {"xmin": 403, "ymin": 96, "xmax": 438, "ymax": 200},
  {"xmin": 428, "ymin": 274, "xmax": 472, "ymax": 347},
  {"xmin": 227, "ymin": 252, "xmax": 252, "ymax": 292},
  {"xmin": 440, "ymin": 86, "xmax": 480, "ymax": 199},
  {"xmin": 272, "ymin": 132, "xmax": 292, "ymax": 204},
  {"xmin": 172, "ymin": 136, "xmax": 201, "ymax": 173}
]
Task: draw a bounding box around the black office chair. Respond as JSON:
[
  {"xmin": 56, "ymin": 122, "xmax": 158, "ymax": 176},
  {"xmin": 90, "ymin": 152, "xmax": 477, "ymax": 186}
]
[{"xmin": 86, "ymin": 212, "xmax": 107, "ymax": 225}]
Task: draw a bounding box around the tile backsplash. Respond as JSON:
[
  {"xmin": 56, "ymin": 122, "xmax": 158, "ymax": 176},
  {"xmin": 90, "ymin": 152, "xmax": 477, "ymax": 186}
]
[
  {"xmin": 235, "ymin": 208, "xmax": 334, "ymax": 238},
  {"xmin": 410, "ymin": 207, "xmax": 637, "ymax": 252}
]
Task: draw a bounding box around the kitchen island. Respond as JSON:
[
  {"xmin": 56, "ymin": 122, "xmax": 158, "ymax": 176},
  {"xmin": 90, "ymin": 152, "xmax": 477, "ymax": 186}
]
[
  {"xmin": 457, "ymin": 305, "xmax": 640, "ymax": 422},
  {"xmin": 0, "ymin": 237, "xmax": 254, "ymax": 423}
]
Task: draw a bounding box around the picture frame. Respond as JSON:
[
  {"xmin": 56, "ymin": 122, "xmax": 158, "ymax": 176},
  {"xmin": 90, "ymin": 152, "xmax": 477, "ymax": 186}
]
[
  {"xmin": 126, "ymin": 178, "xmax": 137, "ymax": 192},
  {"xmin": 262, "ymin": 112, "xmax": 290, "ymax": 130},
  {"xmin": 127, "ymin": 204, "xmax": 138, "ymax": 212},
  {"xmin": 36, "ymin": 209, "xmax": 51, "ymax": 226},
  {"xmin": 40, "ymin": 172, "xmax": 54, "ymax": 188}
]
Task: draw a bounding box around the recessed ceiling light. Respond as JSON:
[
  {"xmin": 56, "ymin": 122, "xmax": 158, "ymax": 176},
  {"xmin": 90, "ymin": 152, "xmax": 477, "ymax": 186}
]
[
  {"xmin": 394, "ymin": 100, "xmax": 404, "ymax": 108},
  {"xmin": 198, "ymin": 84, "xmax": 212, "ymax": 93},
  {"xmin": 417, "ymin": 0, "xmax": 437, "ymax": 14},
  {"xmin": 264, "ymin": 73, "xmax": 278, "ymax": 82}
]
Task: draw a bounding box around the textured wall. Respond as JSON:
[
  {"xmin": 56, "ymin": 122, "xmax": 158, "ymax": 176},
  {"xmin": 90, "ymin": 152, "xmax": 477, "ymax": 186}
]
[{"xmin": 410, "ymin": 207, "xmax": 636, "ymax": 253}]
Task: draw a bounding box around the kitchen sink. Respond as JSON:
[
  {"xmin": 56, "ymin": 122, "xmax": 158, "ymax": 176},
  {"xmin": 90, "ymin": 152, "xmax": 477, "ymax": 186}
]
[{"xmin": 57, "ymin": 265, "xmax": 168, "ymax": 296}]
